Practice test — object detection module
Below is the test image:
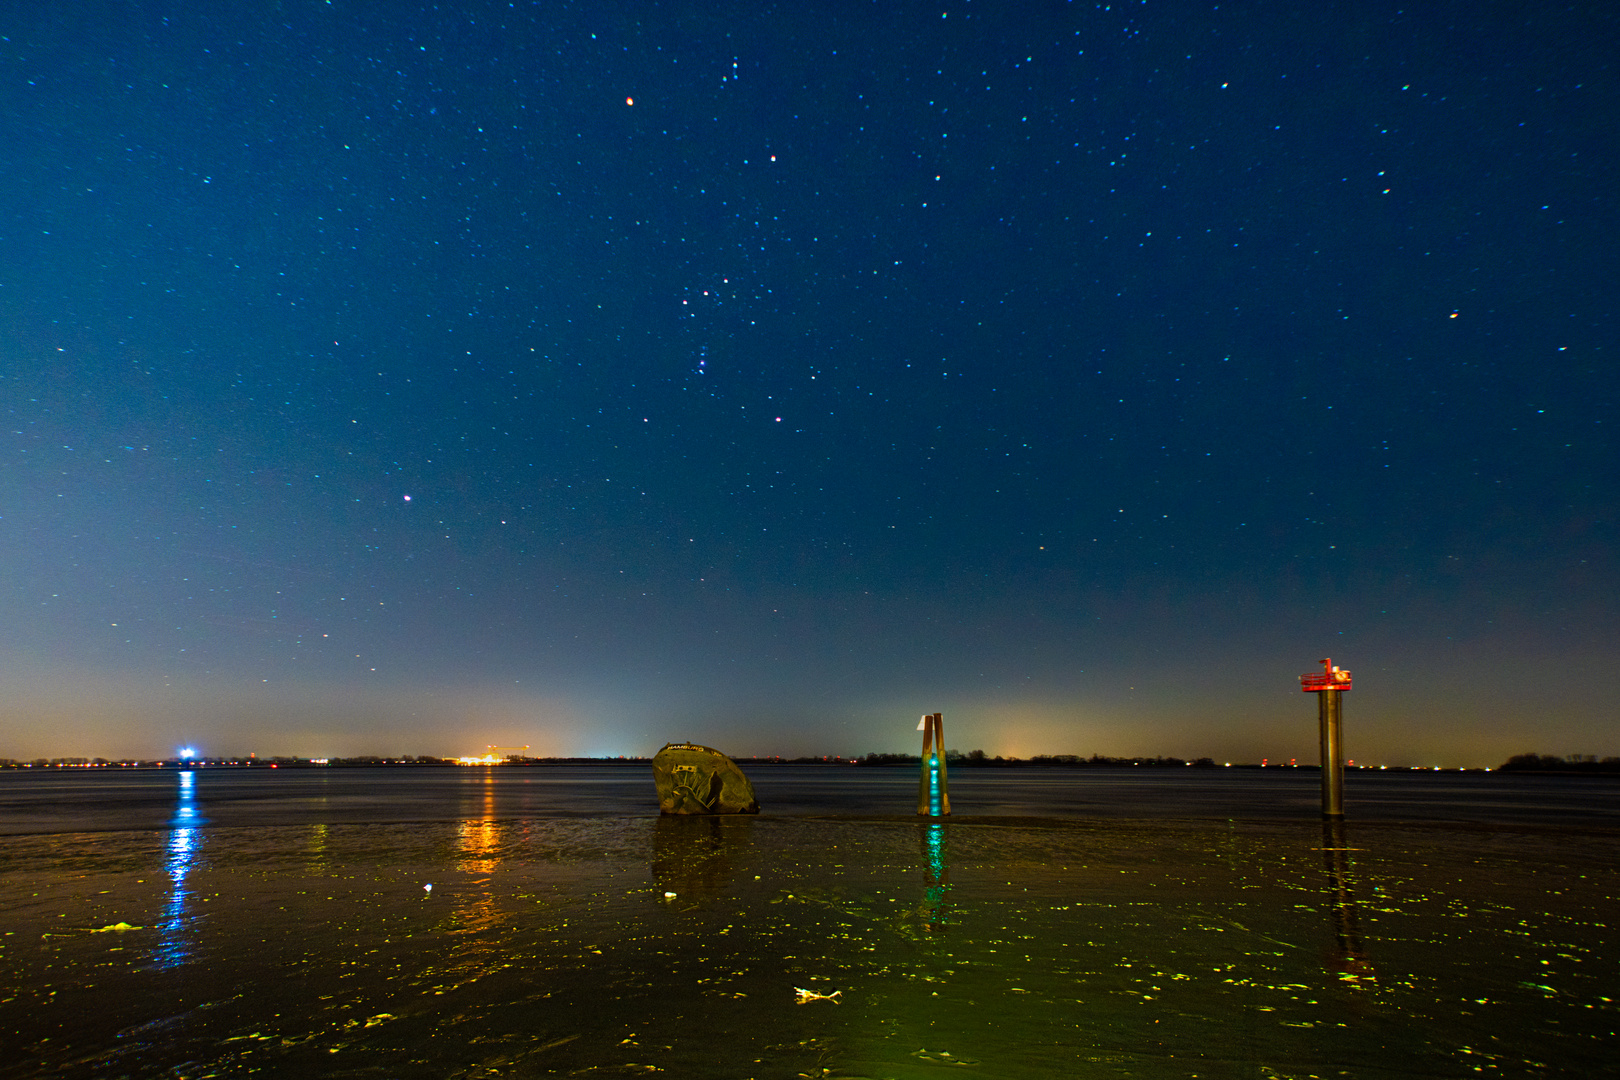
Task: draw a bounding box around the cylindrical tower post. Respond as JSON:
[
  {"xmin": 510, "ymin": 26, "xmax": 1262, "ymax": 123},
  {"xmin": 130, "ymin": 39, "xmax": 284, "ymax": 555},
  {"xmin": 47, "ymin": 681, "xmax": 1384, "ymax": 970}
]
[
  {"xmin": 1301, "ymin": 658, "xmax": 1350, "ymax": 820},
  {"xmin": 1319, "ymin": 688, "xmax": 1344, "ymax": 819}
]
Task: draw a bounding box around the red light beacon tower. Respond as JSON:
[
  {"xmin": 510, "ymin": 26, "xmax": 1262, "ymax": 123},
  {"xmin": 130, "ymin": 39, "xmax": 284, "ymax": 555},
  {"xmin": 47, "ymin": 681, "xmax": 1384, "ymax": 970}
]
[{"xmin": 1301, "ymin": 658, "xmax": 1352, "ymax": 819}]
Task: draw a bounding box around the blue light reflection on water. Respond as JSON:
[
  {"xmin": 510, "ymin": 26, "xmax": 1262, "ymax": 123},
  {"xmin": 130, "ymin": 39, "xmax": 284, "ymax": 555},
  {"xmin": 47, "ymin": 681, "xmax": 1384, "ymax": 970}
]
[{"xmin": 150, "ymin": 770, "xmax": 203, "ymax": 970}]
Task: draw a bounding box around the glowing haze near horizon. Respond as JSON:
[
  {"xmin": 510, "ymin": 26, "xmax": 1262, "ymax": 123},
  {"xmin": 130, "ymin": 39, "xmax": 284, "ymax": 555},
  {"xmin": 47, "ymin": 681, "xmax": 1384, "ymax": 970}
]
[{"xmin": 2, "ymin": 2, "xmax": 1614, "ymax": 766}]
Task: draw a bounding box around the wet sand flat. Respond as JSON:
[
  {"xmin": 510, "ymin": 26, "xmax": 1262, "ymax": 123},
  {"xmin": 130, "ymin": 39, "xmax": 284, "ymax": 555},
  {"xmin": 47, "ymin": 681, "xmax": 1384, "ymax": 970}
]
[{"xmin": 1, "ymin": 802, "xmax": 1615, "ymax": 1078}]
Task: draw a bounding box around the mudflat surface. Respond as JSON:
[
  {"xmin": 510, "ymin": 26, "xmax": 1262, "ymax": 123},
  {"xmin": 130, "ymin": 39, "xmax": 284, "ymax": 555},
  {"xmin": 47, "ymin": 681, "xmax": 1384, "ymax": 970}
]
[{"xmin": 0, "ymin": 769, "xmax": 1615, "ymax": 1078}]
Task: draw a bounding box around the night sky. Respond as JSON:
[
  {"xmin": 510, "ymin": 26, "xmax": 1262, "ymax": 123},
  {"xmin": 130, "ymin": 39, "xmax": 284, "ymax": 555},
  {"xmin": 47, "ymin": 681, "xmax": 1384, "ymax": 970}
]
[{"xmin": 3, "ymin": 2, "xmax": 1614, "ymax": 765}]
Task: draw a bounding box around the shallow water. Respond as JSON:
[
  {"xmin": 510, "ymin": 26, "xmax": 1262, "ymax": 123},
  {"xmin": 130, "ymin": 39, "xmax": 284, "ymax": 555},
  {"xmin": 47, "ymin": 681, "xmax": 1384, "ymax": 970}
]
[
  {"xmin": 4, "ymin": 765, "xmax": 1615, "ymax": 835},
  {"xmin": 0, "ymin": 767, "xmax": 1615, "ymax": 1078}
]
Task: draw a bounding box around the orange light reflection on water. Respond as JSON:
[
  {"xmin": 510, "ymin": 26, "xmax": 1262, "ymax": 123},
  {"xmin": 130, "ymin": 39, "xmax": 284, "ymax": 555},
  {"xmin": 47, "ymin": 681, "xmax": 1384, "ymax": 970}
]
[{"xmin": 453, "ymin": 773, "xmax": 503, "ymax": 940}]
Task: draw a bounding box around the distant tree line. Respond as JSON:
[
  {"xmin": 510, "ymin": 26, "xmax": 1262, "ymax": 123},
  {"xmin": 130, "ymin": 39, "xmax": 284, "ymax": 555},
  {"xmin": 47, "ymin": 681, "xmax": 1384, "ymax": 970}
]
[
  {"xmin": 1498, "ymin": 753, "xmax": 1620, "ymax": 773},
  {"xmin": 855, "ymin": 751, "xmax": 1219, "ymax": 767},
  {"xmin": 0, "ymin": 753, "xmax": 1223, "ymax": 769},
  {"xmin": 12, "ymin": 752, "xmax": 1611, "ymax": 772}
]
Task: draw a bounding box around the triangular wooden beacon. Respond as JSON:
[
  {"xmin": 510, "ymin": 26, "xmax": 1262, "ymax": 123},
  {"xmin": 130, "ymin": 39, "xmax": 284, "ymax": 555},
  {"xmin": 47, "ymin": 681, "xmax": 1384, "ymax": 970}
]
[{"xmin": 917, "ymin": 712, "xmax": 951, "ymax": 817}]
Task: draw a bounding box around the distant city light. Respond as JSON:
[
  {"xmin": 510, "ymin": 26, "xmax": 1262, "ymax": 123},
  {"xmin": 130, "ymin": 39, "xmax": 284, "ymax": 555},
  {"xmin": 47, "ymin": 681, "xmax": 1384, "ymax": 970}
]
[
  {"xmin": 456, "ymin": 745, "xmax": 530, "ymax": 766},
  {"xmin": 178, "ymin": 747, "xmax": 196, "ymax": 760}
]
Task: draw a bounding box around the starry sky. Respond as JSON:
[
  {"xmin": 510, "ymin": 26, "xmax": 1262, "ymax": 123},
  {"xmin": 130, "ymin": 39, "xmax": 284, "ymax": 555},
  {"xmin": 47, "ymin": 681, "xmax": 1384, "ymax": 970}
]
[{"xmin": 2, "ymin": 1, "xmax": 1614, "ymax": 765}]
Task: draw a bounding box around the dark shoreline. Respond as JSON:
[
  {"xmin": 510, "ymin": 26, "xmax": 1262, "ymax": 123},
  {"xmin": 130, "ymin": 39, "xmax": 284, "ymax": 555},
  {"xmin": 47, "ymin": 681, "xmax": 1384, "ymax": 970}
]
[{"xmin": 5, "ymin": 757, "xmax": 1618, "ymax": 777}]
